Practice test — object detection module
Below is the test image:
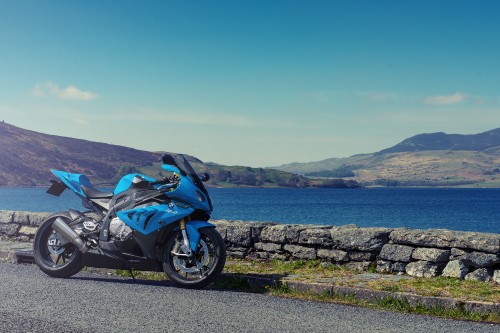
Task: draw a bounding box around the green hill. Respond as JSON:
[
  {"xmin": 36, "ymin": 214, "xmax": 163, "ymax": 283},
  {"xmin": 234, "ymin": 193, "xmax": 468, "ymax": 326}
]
[
  {"xmin": 275, "ymin": 129, "xmax": 500, "ymax": 187},
  {"xmin": 0, "ymin": 122, "xmax": 359, "ymax": 188},
  {"xmin": 0, "ymin": 121, "xmax": 159, "ymax": 186},
  {"xmin": 376, "ymin": 128, "xmax": 500, "ymax": 155},
  {"xmin": 135, "ymin": 159, "xmax": 312, "ymax": 188}
]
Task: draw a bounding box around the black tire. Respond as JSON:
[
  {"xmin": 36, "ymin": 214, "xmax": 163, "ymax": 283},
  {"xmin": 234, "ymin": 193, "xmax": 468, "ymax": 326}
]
[
  {"xmin": 33, "ymin": 212, "xmax": 83, "ymax": 278},
  {"xmin": 163, "ymin": 227, "xmax": 226, "ymax": 289}
]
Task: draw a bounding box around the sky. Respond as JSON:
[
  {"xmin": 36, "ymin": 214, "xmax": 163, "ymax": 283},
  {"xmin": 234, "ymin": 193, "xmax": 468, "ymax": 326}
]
[{"xmin": 1, "ymin": 1, "xmax": 499, "ymax": 167}]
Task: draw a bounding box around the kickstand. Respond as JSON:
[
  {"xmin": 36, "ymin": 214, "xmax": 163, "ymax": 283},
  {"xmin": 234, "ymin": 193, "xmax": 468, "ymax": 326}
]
[{"xmin": 129, "ymin": 269, "xmax": 136, "ymax": 282}]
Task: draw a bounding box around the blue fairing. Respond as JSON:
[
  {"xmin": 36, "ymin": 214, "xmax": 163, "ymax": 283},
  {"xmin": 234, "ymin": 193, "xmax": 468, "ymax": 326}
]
[
  {"xmin": 51, "ymin": 170, "xmax": 93, "ymax": 199},
  {"xmin": 161, "ymin": 165, "xmax": 211, "ymax": 212},
  {"xmin": 117, "ymin": 204, "xmax": 214, "ymax": 251},
  {"xmin": 114, "ymin": 174, "xmax": 156, "ymax": 195},
  {"xmin": 117, "ymin": 203, "xmax": 194, "ymax": 235}
]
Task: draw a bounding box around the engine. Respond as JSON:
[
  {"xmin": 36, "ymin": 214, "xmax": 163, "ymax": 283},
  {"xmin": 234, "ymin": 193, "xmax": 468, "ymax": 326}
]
[{"xmin": 109, "ymin": 217, "xmax": 133, "ymax": 241}]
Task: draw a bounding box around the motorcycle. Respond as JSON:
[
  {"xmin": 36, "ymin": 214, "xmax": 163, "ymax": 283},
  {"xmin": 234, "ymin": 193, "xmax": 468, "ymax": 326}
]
[{"xmin": 33, "ymin": 154, "xmax": 226, "ymax": 289}]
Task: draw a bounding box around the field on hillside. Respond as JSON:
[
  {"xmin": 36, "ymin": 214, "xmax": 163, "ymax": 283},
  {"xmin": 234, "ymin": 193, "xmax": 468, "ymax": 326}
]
[{"xmin": 277, "ymin": 150, "xmax": 500, "ymax": 187}]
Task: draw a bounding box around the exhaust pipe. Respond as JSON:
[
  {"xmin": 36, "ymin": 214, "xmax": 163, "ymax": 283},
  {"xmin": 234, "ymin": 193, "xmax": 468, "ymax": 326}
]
[{"xmin": 52, "ymin": 218, "xmax": 88, "ymax": 253}]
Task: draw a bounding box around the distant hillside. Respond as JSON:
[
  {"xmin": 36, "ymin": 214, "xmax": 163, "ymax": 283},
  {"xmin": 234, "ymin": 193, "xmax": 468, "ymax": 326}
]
[
  {"xmin": 0, "ymin": 122, "xmax": 159, "ymax": 186},
  {"xmin": 135, "ymin": 160, "xmax": 313, "ymax": 188},
  {"xmin": 376, "ymin": 128, "xmax": 500, "ymax": 155},
  {"xmin": 275, "ymin": 128, "xmax": 500, "ymax": 187},
  {"xmin": 136, "ymin": 155, "xmax": 361, "ymax": 188},
  {"xmin": 0, "ymin": 122, "xmax": 358, "ymax": 188}
]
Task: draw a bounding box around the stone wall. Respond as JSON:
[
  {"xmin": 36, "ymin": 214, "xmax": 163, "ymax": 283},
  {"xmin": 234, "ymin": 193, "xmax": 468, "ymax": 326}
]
[
  {"xmin": 1, "ymin": 210, "xmax": 499, "ymax": 283},
  {"xmin": 212, "ymin": 220, "xmax": 500, "ymax": 283},
  {"xmin": 0, "ymin": 211, "xmax": 48, "ymax": 242}
]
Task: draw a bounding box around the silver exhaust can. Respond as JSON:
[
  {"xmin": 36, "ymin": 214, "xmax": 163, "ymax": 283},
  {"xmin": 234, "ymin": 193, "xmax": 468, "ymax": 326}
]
[{"xmin": 52, "ymin": 218, "xmax": 88, "ymax": 253}]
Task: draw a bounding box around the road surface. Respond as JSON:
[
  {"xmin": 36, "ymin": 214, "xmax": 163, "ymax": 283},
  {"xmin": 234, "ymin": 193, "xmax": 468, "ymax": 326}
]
[{"xmin": 0, "ymin": 263, "xmax": 496, "ymax": 333}]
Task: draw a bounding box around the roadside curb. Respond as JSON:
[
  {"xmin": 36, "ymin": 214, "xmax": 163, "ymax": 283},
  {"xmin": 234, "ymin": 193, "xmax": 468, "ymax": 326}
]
[
  {"xmin": 3, "ymin": 248, "xmax": 499, "ymax": 316},
  {"xmin": 15, "ymin": 250, "xmax": 35, "ymax": 264},
  {"xmin": 222, "ymin": 274, "xmax": 500, "ymax": 315},
  {"xmin": 0, "ymin": 243, "xmax": 33, "ymax": 264},
  {"xmin": 284, "ymin": 280, "xmax": 500, "ymax": 315}
]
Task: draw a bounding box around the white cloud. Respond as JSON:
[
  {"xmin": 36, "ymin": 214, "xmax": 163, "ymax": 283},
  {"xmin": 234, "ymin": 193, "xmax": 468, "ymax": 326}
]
[
  {"xmin": 424, "ymin": 92, "xmax": 468, "ymax": 105},
  {"xmin": 32, "ymin": 85, "xmax": 45, "ymax": 97},
  {"xmin": 33, "ymin": 82, "xmax": 98, "ymax": 101}
]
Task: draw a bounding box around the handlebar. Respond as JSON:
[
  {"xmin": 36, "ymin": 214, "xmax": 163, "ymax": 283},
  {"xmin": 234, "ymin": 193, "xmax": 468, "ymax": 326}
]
[
  {"xmin": 149, "ymin": 178, "xmax": 168, "ymax": 186},
  {"xmin": 157, "ymin": 183, "xmax": 176, "ymax": 191},
  {"xmin": 150, "ymin": 176, "xmax": 179, "ymax": 191}
]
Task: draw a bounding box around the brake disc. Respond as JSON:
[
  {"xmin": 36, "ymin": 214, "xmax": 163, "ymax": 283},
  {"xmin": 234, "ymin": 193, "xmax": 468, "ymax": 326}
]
[
  {"xmin": 173, "ymin": 239, "xmax": 209, "ymax": 274},
  {"xmin": 47, "ymin": 233, "xmax": 65, "ymax": 255}
]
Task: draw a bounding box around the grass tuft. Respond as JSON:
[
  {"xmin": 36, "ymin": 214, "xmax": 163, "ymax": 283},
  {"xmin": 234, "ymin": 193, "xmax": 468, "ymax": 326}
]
[{"xmin": 373, "ymin": 296, "xmax": 500, "ymax": 323}]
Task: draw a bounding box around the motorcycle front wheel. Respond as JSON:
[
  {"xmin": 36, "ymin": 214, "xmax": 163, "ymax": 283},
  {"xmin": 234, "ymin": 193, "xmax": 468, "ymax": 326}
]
[
  {"xmin": 163, "ymin": 227, "xmax": 226, "ymax": 289},
  {"xmin": 33, "ymin": 212, "xmax": 83, "ymax": 278}
]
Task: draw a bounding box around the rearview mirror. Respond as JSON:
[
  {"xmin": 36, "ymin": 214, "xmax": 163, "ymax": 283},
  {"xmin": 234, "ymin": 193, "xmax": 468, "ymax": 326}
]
[
  {"xmin": 162, "ymin": 154, "xmax": 176, "ymax": 165},
  {"xmin": 199, "ymin": 173, "xmax": 210, "ymax": 182}
]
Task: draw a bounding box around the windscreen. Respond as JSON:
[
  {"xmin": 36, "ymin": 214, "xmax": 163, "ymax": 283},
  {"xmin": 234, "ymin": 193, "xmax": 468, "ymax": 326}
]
[{"xmin": 172, "ymin": 154, "xmax": 213, "ymax": 210}]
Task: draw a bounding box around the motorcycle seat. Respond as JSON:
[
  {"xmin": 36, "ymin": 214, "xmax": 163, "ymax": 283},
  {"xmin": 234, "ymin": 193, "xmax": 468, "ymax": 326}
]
[{"xmin": 81, "ymin": 185, "xmax": 113, "ymax": 199}]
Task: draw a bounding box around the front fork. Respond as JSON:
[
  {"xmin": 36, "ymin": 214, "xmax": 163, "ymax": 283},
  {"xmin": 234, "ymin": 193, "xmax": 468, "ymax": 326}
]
[
  {"xmin": 179, "ymin": 218, "xmax": 209, "ymax": 276},
  {"xmin": 178, "ymin": 218, "xmax": 215, "ymax": 253},
  {"xmin": 179, "ymin": 218, "xmax": 193, "ymax": 257}
]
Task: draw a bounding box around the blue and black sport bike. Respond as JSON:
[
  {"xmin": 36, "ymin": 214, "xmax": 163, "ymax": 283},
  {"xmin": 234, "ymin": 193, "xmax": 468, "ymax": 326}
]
[{"xmin": 33, "ymin": 154, "xmax": 226, "ymax": 288}]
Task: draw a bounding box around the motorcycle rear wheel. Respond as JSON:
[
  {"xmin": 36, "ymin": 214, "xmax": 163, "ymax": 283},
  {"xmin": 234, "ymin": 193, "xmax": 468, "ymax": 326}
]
[
  {"xmin": 163, "ymin": 227, "xmax": 226, "ymax": 289},
  {"xmin": 33, "ymin": 212, "xmax": 83, "ymax": 278}
]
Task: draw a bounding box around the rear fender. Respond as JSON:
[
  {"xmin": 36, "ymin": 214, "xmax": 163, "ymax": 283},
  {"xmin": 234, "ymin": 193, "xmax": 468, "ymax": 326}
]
[
  {"xmin": 51, "ymin": 170, "xmax": 93, "ymax": 199},
  {"xmin": 185, "ymin": 220, "xmax": 215, "ymax": 252}
]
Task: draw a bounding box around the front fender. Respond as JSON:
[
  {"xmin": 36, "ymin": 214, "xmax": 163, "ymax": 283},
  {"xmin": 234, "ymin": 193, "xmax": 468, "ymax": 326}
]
[{"xmin": 185, "ymin": 220, "xmax": 215, "ymax": 252}]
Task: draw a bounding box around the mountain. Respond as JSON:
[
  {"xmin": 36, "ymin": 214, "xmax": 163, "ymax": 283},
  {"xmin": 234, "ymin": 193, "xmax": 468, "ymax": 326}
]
[
  {"xmin": 0, "ymin": 121, "xmax": 160, "ymax": 186},
  {"xmin": 0, "ymin": 122, "xmax": 357, "ymax": 188},
  {"xmin": 136, "ymin": 160, "xmax": 314, "ymax": 188},
  {"xmin": 275, "ymin": 128, "xmax": 500, "ymax": 187},
  {"xmin": 375, "ymin": 128, "xmax": 500, "ymax": 155}
]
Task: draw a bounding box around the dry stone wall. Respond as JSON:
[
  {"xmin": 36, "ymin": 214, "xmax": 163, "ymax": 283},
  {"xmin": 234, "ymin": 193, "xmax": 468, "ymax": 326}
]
[
  {"xmin": 1, "ymin": 210, "xmax": 499, "ymax": 283},
  {"xmin": 0, "ymin": 211, "xmax": 49, "ymax": 242},
  {"xmin": 212, "ymin": 220, "xmax": 500, "ymax": 283}
]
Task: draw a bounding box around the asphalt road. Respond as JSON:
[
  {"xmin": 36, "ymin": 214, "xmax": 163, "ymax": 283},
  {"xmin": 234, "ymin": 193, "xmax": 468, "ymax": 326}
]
[{"xmin": 0, "ymin": 263, "xmax": 497, "ymax": 333}]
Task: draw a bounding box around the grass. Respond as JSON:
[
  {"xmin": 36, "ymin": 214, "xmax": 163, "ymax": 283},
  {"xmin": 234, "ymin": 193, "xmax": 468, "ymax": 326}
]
[
  {"xmin": 223, "ymin": 258, "xmax": 353, "ymax": 280},
  {"xmin": 366, "ymin": 276, "xmax": 500, "ymax": 303},
  {"xmin": 222, "ymin": 257, "xmax": 500, "ymax": 324},
  {"xmin": 373, "ymin": 296, "xmax": 499, "ymax": 322},
  {"xmin": 265, "ymin": 282, "xmax": 500, "ymax": 324},
  {"xmin": 115, "ymin": 269, "xmax": 167, "ymax": 281},
  {"xmin": 223, "ymin": 258, "xmax": 500, "ymax": 304}
]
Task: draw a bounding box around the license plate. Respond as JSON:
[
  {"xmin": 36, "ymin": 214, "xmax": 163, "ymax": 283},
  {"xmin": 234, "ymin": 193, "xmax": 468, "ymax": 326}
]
[{"xmin": 46, "ymin": 180, "xmax": 67, "ymax": 197}]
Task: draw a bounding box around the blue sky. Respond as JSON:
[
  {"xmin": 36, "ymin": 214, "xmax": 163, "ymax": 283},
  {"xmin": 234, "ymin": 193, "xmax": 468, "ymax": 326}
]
[{"xmin": 1, "ymin": 1, "xmax": 499, "ymax": 166}]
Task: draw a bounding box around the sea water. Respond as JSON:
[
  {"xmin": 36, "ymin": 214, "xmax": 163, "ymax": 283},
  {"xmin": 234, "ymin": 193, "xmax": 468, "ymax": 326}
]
[{"xmin": 0, "ymin": 187, "xmax": 498, "ymax": 233}]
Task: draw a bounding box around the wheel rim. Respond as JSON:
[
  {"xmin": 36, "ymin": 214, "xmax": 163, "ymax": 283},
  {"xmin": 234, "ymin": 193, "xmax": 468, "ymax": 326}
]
[
  {"xmin": 166, "ymin": 231, "xmax": 219, "ymax": 282},
  {"xmin": 39, "ymin": 223, "xmax": 79, "ymax": 268}
]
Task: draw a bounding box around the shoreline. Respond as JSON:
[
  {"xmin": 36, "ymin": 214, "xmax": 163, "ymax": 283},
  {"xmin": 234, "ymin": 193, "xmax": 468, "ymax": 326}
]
[{"xmin": 1, "ymin": 184, "xmax": 500, "ymax": 189}]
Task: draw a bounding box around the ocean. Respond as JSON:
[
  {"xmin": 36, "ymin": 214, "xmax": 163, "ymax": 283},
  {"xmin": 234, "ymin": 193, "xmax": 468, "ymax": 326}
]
[{"xmin": 0, "ymin": 187, "xmax": 498, "ymax": 234}]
